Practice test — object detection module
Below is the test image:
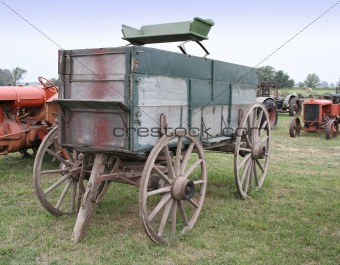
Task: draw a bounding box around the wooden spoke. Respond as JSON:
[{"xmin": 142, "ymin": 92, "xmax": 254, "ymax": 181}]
[
  {"xmin": 148, "ymin": 193, "xmax": 172, "ymax": 222},
  {"xmin": 240, "ymin": 158, "xmax": 252, "ymax": 186},
  {"xmin": 170, "ymin": 202, "xmax": 178, "ymax": 236},
  {"xmin": 55, "ymin": 178, "xmax": 72, "ymax": 209},
  {"xmin": 163, "ymin": 146, "xmax": 175, "ymax": 179},
  {"xmin": 152, "ymin": 165, "xmax": 172, "ymax": 185},
  {"xmin": 46, "ymin": 148, "xmax": 71, "ymax": 167},
  {"xmin": 178, "ymin": 201, "xmax": 189, "ymax": 226},
  {"xmin": 188, "ymin": 198, "xmax": 199, "ymax": 208},
  {"xmin": 41, "ymin": 168, "xmax": 70, "ymax": 175},
  {"xmin": 180, "ymin": 142, "xmax": 194, "ymax": 175},
  {"xmin": 237, "ymin": 153, "xmax": 251, "ymax": 170},
  {"xmin": 256, "ymin": 109, "xmax": 264, "ymax": 128},
  {"xmin": 260, "ymin": 120, "xmax": 269, "ymax": 134},
  {"xmin": 256, "ymin": 159, "xmax": 265, "ymax": 172},
  {"xmin": 44, "ymin": 174, "xmax": 70, "ymax": 194},
  {"xmin": 253, "ymin": 162, "xmax": 259, "ymax": 186},
  {"xmin": 174, "ymin": 137, "xmax": 183, "ymax": 176},
  {"xmin": 183, "ymin": 159, "xmax": 202, "ymax": 178},
  {"xmin": 147, "ymin": 187, "xmax": 171, "ymax": 197},
  {"xmin": 158, "ymin": 199, "xmax": 174, "ymax": 237}
]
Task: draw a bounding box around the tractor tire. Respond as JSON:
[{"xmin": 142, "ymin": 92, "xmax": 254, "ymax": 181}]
[
  {"xmin": 263, "ymin": 99, "xmax": 278, "ymax": 129},
  {"xmin": 289, "ymin": 97, "xmax": 302, "ymax": 116}
]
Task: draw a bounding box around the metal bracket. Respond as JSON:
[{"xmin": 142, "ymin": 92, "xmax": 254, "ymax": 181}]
[{"xmin": 178, "ymin": 40, "xmax": 210, "ymax": 58}]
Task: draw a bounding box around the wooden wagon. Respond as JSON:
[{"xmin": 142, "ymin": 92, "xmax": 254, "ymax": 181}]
[{"xmin": 33, "ymin": 18, "xmax": 271, "ymax": 243}]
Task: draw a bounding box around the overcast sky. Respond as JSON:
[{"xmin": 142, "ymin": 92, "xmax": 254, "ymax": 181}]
[{"xmin": 1, "ymin": 0, "xmax": 339, "ymax": 84}]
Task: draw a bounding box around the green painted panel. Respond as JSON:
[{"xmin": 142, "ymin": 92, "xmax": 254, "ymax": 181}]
[
  {"xmin": 213, "ymin": 60, "xmax": 257, "ymax": 84},
  {"xmin": 131, "ymin": 46, "xmax": 213, "ymax": 80},
  {"xmin": 189, "ymin": 79, "xmax": 212, "ymax": 107}
]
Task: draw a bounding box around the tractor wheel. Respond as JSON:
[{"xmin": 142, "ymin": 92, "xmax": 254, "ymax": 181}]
[
  {"xmin": 289, "ymin": 97, "xmax": 302, "ymax": 116},
  {"xmin": 325, "ymin": 119, "xmax": 338, "ymax": 140},
  {"xmin": 263, "ymin": 99, "xmax": 278, "ymax": 129},
  {"xmin": 289, "ymin": 117, "xmax": 301, "ymax": 137}
]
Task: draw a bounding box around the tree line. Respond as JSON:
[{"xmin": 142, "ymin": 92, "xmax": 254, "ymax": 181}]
[
  {"xmin": 0, "ymin": 67, "xmax": 27, "ymax": 86},
  {"xmin": 258, "ymin": 66, "xmax": 339, "ymax": 89},
  {"xmin": 0, "ymin": 67, "xmax": 60, "ymax": 87}
]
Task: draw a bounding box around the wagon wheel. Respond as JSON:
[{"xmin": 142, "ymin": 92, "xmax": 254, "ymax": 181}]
[
  {"xmin": 289, "ymin": 117, "xmax": 301, "ymax": 137},
  {"xmin": 33, "ymin": 126, "xmax": 84, "ymax": 215},
  {"xmin": 234, "ymin": 103, "xmax": 270, "ymax": 199},
  {"xmin": 325, "ymin": 119, "xmax": 339, "ymax": 140},
  {"xmin": 139, "ymin": 130, "xmax": 207, "ymax": 243}
]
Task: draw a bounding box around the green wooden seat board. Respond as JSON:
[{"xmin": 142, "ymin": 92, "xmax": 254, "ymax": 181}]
[{"xmin": 122, "ymin": 17, "xmax": 214, "ymax": 45}]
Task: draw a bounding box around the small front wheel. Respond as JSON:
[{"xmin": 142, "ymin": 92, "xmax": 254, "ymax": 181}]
[
  {"xmin": 325, "ymin": 119, "xmax": 338, "ymax": 140},
  {"xmin": 289, "ymin": 117, "xmax": 301, "ymax": 137}
]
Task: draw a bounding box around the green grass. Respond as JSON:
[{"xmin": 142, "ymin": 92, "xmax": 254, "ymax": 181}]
[
  {"xmin": 1, "ymin": 115, "xmax": 340, "ymax": 265},
  {"xmin": 278, "ymin": 87, "xmax": 337, "ymax": 98}
]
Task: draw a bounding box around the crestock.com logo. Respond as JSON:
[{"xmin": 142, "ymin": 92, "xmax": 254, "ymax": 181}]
[{"xmin": 112, "ymin": 127, "xmax": 257, "ymax": 138}]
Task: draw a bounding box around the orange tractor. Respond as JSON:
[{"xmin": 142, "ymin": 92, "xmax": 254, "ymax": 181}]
[
  {"xmin": 0, "ymin": 77, "xmax": 58, "ymax": 156},
  {"xmin": 289, "ymin": 93, "xmax": 340, "ymax": 140}
]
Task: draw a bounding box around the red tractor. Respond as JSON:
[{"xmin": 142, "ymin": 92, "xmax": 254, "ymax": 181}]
[
  {"xmin": 289, "ymin": 93, "xmax": 340, "ymax": 140},
  {"xmin": 0, "ymin": 77, "xmax": 58, "ymax": 156}
]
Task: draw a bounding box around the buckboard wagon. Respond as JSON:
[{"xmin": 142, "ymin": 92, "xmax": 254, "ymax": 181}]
[{"xmin": 33, "ymin": 18, "xmax": 271, "ymax": 244}]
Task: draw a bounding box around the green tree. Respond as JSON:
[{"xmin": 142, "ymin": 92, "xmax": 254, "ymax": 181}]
[
  {"xmin": 257, "ymin": 66, "xmax": 275, "ymax": 82},
  {"xmin": 274, "ymin": 70, "xmax": 294, "ymax": 88},
  {"xmin": 304, "ymin": 73, "xmax": 320, "ymax": 89},
  {"xmin": 0, "ymin": 68, "xmax": 12, "ymax": 85},
  {"xmin": 11, "ymin": 67, "xmax": 27, "ymax": 85}
]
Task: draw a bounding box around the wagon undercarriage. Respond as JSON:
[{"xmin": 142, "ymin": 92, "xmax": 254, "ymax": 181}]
[{"xmin": 33, "ymin": 103, "xmax": 270, "ymax": 243}]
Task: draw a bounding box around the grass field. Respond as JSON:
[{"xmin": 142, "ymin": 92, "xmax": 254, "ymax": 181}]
[
  {"xmin": 278, "ymin": 87, "xmax": 337, "ymax": 98},
  {"xmin": 0, "ymin": 114, "xmax": 340, "ymax": 265}
]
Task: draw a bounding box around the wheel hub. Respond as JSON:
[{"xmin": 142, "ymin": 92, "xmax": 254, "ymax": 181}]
[
  {"xmin": 69, "ymin": 160, "xmax": 82, "ymax": 179},
  {"xmin": 171, "ymin": 177, "xmax": 195, "ymax": 200},
  {"xmin": 252, "ymin": 142, "xmax": 266, "ymax": 159}
]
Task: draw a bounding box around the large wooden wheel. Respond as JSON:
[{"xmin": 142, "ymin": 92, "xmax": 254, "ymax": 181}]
[
  {"xmin": 234, "ymin": 103, "xmax": 271, "ymax": 199},
  {"xmin": 139, "ymin": 130, "xmax": 207, "ymax": 243},
  {"xmin": 33, "ymin": 126, "xmax": 84, "ymax": 215}
]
